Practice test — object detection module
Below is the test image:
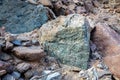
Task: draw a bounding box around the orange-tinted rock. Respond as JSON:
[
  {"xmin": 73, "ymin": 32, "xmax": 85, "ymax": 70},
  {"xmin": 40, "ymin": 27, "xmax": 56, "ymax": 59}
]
[{"xmin": 91, "ymin": 23, "xmax": 120, "ymax": 78}]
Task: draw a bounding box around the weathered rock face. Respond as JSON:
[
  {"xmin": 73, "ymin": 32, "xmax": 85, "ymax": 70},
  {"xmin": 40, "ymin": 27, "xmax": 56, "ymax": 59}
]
[
  {"xmin": 39, "ymin": 14, "xmax": 90, "ymax": 69},
  {"xmin": 91, "ymin": 23, "xmax": 120, "ymax": 78},
  {"xmin": 91, "ymin": 23, "xmax": 120, "ymax": 56},
  {"xmin": 0, "ymin": 0, "xmax": 48, "ymax": 34}
]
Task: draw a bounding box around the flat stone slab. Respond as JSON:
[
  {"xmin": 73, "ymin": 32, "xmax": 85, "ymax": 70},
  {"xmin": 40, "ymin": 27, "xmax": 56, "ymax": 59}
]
[{"xmin": 13, "ymin": 46, "xmax": 46, "ymax": 61}]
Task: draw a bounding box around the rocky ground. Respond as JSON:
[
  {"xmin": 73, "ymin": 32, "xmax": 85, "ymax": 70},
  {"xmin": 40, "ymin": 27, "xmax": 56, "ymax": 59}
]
[{"xmin": 0, "ymin": 0, "xmax": 120, "ymax": 80}]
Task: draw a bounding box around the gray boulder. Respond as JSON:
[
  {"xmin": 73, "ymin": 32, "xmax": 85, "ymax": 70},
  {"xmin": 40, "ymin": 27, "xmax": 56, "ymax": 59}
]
[
  {"xmin": 38, "ymin": 14, "xmax": 90, "ymax": 69},
  {"xmin": 0, "ymin": 0, "xmax": 48, "ymax": 34}
]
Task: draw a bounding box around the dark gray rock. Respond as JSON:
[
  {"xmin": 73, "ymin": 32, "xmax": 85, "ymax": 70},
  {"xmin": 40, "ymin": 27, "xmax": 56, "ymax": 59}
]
[
  {"xmin": 0, "ymin": 53, "xmax": 12, "ymax": 61},
  {"xmin": 39, "ymin": 14, "xmax": 90, "ymax": 69},
  {"xmin": 0, "ymin": 0, "xmax": 48, "ymax": 34},
  {"xmin": 0, "ymin": 37, "xmax": 5, "ymax": 52},
  {"xmin": 0, "ymin": 0, "xmax": 2, "ymax": 5}
]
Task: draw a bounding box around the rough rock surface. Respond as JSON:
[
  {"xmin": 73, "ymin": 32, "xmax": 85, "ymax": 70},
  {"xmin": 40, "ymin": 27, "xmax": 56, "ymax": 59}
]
[
  {"xmin": 16, "ymin": 62, "xmax": 31, "ymax": 73},
  {"xmin": 91, "ymin": 23, "xmax": 120, "ymax": 78},
  {"xmin": 13, "ymin": 46, "xmax": 46, "ymax": 61},
  {"xmin": 91, "ymin": 23, "xmax": 120, "ymax": 56},
  {"xmin": 0, "ymin": 61, "xmax": 10, "ymax": 70},
  {"xmin": 0, "ymin": 0, "xmax": 48, "ymax": 34},
  {"xmin": 0, "ymin": 70, "xmax": 7, "ymax": 76},
  {"xmin": 2, "ymin": 74, "xmax": 15, "ymax": 80},
  {"xmin": 39, "ymin": 14, "xmax": 90, "ymax": 69}
]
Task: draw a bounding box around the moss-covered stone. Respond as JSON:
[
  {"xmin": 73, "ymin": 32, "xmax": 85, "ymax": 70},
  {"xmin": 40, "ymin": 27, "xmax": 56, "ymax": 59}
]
[{"xmin": 39, "ymin": 14, "xmax": 90, "ymax": 69}]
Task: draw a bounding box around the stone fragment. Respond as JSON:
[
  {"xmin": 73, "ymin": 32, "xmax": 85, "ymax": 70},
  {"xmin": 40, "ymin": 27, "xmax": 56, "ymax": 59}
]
[
  {"xmin": 84, "ymin": 0, "xmax": 95, "ymax": 13},
  {"xmin": 0, "ymin": 53, "xmax": 12, "ymax": 61},
  {"xmin": 5, "ymin": 41, "xmax": 13, "ymax": 50},
  {"xmin": 0, "ymin": 70, "xmax": 7, "ymax": 76},
  {"xmin": 61, "ymin": 65, "xmax": 81, "ymax": 80},
  {"xmin": 0, "ymin": 37, "xmax": 5, "ymax": 47},
  {"xmin": 39, "ymin": 14, "xmax": 90, "ymax": 69},
  {"xmin": 38, "ymin": 0, "xmax": 52, "ymax": 6},
  {"xmin": 0, "ymin": 0, "xmax": 48, "ymax": 34},
  {"xmin": 97, "ymin": 70, "xmax": 111, "ymax": 79},
  {"xmin": 16, "ymin": 63, "xmax": 31, "ymax": 73},
  {"xmin": 22, "ymin": 41, "xmax": 32, "ymax": 47},
  {"xmin": 11, "ymin": 71, "xmax": 21, "ymax": 79},
  {"xmin": 13, "ymin": 46, "xmax": 46, "ymax": 61},
  {"xmin": 5, "ymin": 34, "xmax": 16, "ymax": 42},
  {"xmin": 32, "ymin": 40, "xmax": 39, "ymax": 45},
  {"xmin": 41, "ymin": 70, "xmax": 61, "ymax": 80},
  {"xmin": 2, "ymin": 74, "xmax": 15, "ymax": 80},
  {"xmin": 46, "ymin": 72, "xmax": 61, "ymax": 80},
  {"xmin": 42, "ymin": 70, "xmax": 51, "ymax": 75},
  {"xmin": 75, "ymin": 6, "xmax": 86, "ymax": 14},
  {"xmin": 92, "ymin": 0, "xmax": 101, "ymax": 7},
  {"xmin": 27, "ymin": 0, "xmax": 52, "ymax": 6},
  {"xmin": 12, "ymin": 40, "xmax": 22, "ymax": 46},
  {"xmin": 0, "ymin": 61, "xmax": 10, "ymax": 70},
  {"xmin": 24, "ymin": 70, "xmax": 35, "ymax": 79},
  {"xmin": 91, "ymin": 23, "xmax": 120, "ymax": 78}
]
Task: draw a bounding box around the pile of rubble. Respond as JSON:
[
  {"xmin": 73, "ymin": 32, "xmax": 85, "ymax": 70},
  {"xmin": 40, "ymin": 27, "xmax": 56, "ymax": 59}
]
[{"xmin": 0, "ymin": 0, "xmax": 120, "ymax": 80}]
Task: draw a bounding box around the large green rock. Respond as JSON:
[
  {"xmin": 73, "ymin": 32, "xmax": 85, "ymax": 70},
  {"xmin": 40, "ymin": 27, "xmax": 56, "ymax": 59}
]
[{"xmin": 39, "ymin": 14, "xmax": 90, "ymax": 69}]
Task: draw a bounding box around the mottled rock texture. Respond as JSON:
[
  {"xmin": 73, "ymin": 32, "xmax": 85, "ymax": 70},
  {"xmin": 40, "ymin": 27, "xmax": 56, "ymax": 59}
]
[
  {"xmin": 0, "ymin": 0, "xmax": 48, "ymax": 34},
  {"xmin": 39, "ymin": 14, "xmax": 90, "ymax": 69}
]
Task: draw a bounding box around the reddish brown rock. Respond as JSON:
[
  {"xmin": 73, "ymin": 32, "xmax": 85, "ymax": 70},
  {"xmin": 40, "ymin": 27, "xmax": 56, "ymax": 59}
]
[
  {"xmin": 13, "ymin": 46, "xmax": 46, "ymax": 61},
  {"xmin": 91, "ymin": 23, "xmax": 120, "ymax": 78},
  {"xmin": 91, "ymin": 23, "xmax": 120, "ymax": 57}
]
